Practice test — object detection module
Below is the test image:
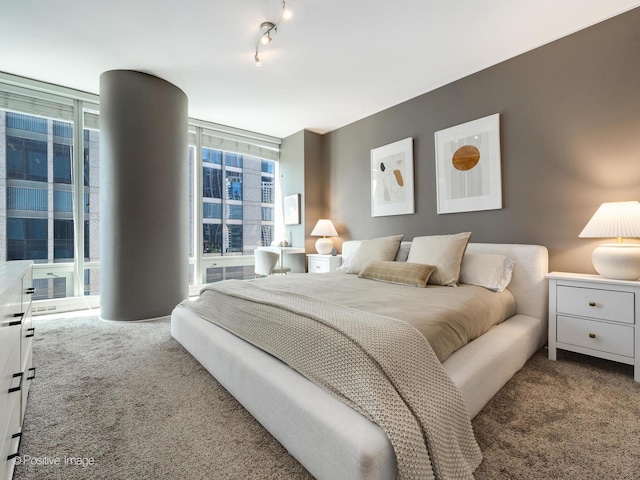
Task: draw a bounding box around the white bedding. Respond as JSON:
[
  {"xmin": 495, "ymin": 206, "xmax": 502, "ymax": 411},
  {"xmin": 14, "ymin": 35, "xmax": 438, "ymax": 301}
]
[{"xmin": 170, "ymin": 243, "xmax": 549, "ymax": 480}]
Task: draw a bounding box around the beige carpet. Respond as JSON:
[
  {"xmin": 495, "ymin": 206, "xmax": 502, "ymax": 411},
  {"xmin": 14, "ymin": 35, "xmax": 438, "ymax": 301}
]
[{"xmin": 13, "ymin": 315, "xmax": 640, "ymax": 479}]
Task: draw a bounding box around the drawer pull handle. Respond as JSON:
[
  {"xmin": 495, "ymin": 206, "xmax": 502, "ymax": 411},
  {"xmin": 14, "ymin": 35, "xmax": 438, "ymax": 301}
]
[
  {"xmin": 588, "ymin": 301, "xmax": 596, "ymax": 307},
  {"xmin": 10, "ymin": 312, "xmax": 25, "ymax": 326},
  {"xmin": 26, "ymin": 327, "xmax": 35, "ymax": 338},
  {"xmin": 27, "ymin": 367, "xmax": 36, "ymax": 381},
  {"xmin": 589, "ymin": 333, "xmax": 596, "ymax": 339},
  {"xmin": 6, "ymin": 432, "xmax": 22, "ymax": 460},
  {"xmin": 27, "ymin": 287, "xmax": 35, "ymax": 294},
  {"xmin": 9, "ymin": 372, "xmax": 23, "ymax": 393}
]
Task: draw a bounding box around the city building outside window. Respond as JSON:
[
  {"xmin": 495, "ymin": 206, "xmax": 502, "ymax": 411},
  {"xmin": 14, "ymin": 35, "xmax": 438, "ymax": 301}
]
[
  {"xmin": 200, "ymin": 147, "xmax": 276, "ymax": 283},
  {"xmin": 1, "ymin": 77, "xmax": 281, "ymax": 312}
]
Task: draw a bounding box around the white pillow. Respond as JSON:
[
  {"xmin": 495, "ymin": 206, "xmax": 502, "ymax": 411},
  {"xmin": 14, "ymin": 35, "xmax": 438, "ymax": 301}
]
[
  {"xmin": 337, "ymin": 241, "xmax": 361, "ymax": 272},
  {"xmin": 406, "ymin": 232, "xmax": 472, "ymax": 286},
  {"xmin": 336, "ymin": 251, "xmax": 354, "ymax": 272},
  {"xmin": 459, "ymin": 253, "xmax": 514, "ymax": 292},
  {"xmin": 394, "ymin": 242, "xmax": 412, "ymax": 262},
  {"xmin": 344, "ymin": 235, "xmax": 403, "ymax": 274}
]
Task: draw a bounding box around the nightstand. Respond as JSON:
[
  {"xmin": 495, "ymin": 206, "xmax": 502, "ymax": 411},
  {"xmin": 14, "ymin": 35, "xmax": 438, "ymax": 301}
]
[
  {"xmin": 307, "ymin": 254, "xmax": 342, "ymax": 273},
  {"xmin": 547, "ymin": 272, "xmax": 640, "ymax": 382}
]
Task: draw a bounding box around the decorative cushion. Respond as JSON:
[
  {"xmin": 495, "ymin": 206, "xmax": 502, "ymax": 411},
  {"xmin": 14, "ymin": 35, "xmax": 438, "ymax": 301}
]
[
  {"xmin": 459, "ymin": 253, "xmax": 515, "ymax": 292},
  {"xmin": 406, "ymin": 232, "xmax": 472, "ymax": 286},
  {"xmin": 344, "ymin": 235, "xmax": 403, "ymax": 274},
  {"xmin": 336, "ymin": 242, "xmax": 359, "ymax": 272},
  {"xmin": 358, "ymin": 261, "xmax": 436, "ymax": 287},
  {"xmin": 394, "ymin": 242, "xmax": 412, "ymax": 262}
]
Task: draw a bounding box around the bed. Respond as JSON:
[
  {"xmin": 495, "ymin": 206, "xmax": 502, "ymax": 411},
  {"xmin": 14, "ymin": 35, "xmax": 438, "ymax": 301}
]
[{"xmin": 171, "ymin": 240, "xmax": 548, "ymax": 479}]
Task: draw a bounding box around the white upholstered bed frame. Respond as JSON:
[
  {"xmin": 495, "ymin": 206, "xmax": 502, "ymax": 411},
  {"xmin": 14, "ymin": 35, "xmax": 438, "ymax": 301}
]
[{"xmin": 171, "ymin": 243, "xmax": 548, "ymax": 480}]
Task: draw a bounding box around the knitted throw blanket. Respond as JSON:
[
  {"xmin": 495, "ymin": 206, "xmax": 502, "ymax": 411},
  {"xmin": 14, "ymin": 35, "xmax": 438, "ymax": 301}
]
[{"xmin": 181, "ymin": 281, "xmax": 482, "ymax": 479}]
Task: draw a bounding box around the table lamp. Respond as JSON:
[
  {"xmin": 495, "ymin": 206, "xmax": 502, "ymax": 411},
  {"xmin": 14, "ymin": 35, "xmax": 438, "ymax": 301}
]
[
  {"xmin": 310, "ymin": 219, "xmax": 338, "ymax": 255},
  {"xmin": 578, "ymin": 201, "xmax": 640, "ymax": 280}
]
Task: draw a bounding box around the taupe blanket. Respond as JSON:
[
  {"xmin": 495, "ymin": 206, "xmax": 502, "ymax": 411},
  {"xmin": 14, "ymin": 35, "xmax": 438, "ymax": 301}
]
[
  {"xmin": 242, "ymin": 272, "xmax": 515, "ymax": 362},
  {"xmin": 181, "ymin": 280, "xmax": 482, "ymax": 480}
]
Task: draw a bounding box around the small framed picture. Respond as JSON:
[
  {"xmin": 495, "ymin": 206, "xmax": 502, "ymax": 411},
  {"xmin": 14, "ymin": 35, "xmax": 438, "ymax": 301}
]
[{"xmin": 284, "ymin": 194, "xmax": 301, "ymax": 225}]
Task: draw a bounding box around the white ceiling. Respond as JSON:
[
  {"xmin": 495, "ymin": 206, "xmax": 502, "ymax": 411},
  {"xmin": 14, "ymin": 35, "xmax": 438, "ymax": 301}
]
[{"xmin": 1, "ymin": 0, "xmax": 639, "ymax": 138}]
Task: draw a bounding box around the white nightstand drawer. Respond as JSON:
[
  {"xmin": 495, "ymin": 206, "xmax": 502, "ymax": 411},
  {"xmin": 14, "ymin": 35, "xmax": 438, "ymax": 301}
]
[
  {"xmin": 556, "ymin": 285, "xmax": 635, "ymax": 324},
  {"xmin": 557, "ymin": 315, "xmax": 634, "ymax": 357},
  {"xmin": 309, "ymin": 257, "xmax": 330, "ymax": 273},
  {"xmin": 307, "ymin": 254, "xmax": 342, "ymax": 273}
]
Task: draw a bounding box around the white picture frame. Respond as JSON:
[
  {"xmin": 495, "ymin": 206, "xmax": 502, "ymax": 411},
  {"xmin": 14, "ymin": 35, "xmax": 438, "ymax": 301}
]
[
  {"xmin": 435, "ymin": 113, "xmax": 502, "ymax": 214},
  {"xmin": 370, "ymin": 137, "xmax": 414, "ymax": 217},
  {"xmin": 284, "ymin": 193, "xmax": 301, "ymax": 225}
]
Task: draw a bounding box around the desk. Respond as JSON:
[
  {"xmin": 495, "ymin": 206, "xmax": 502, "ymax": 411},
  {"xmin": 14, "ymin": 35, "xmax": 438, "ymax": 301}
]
[{"xmin": 256, "ymin": 246, "xmax": 306, "ymax": 274}]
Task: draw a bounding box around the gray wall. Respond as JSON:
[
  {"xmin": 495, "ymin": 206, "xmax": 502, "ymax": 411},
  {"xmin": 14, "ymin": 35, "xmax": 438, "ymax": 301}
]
[
  {"xmin": 100, "ymin": 70, "xmax": 188, "ymax": 320},
  {"xmin": 321, "ymin": 7, "xmax": 640, "ymax": 273}
]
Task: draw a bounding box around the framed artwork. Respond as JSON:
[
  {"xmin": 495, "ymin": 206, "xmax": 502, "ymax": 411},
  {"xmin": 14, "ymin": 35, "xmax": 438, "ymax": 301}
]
[
  {"xmin": 434, "ymin": 113, "xmax": 502, "ymax": 214},
  {"xmin": 284, "ymin": 193, "xmax": 301, "ymax": 225},
  {"xmin": 370, "ymin": 137, "xmax": 414, "ymax": 217}
]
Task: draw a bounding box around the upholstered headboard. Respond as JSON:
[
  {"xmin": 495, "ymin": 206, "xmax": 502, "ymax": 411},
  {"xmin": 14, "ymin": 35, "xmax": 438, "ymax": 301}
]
[{"xmin": 341, "ymin": 241, "xmax": 549, "ymax": 321}]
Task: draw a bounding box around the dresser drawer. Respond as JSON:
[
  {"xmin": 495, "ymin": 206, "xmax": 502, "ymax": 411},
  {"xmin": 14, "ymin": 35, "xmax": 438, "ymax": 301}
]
[
  {"xmin": 557, "ymin": 315, "xmax": 634, "ymax": 357},
  {"xmin": 556, "ymin": 285, "xmax": 635, "ymax": 324},
  {"xmin": 308, "ymin": 257, "xmax": 330, "ymax": 273}
]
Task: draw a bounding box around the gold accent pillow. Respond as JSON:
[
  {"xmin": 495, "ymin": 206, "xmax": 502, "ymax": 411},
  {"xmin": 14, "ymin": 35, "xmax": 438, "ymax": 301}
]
[{"xmin": 358, "ymin": 261, "xmax": 436, "ymax": 287}]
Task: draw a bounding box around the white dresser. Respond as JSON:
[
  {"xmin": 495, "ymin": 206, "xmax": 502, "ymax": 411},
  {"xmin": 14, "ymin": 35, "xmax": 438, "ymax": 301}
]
[
  {"xmin": 547, "ymin": 272, "xmax": 639, "ymax": 382},
  {"xmin": 0, "ymin": 261, "xmax": 34, "ymax": 480},
  {"xmin": 307, "ymin": 254, "xmax": 342, "ymax": 273}
]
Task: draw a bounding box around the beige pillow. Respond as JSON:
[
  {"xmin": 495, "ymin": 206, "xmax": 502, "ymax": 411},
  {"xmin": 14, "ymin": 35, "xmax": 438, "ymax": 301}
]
[
  {"xmin": 358, "ymin": 261, "xmax": 436, "ymax": 287},
  {"xmin": 346, "ymin": 235, "xmax": 403, "ymax": 274},
  {"xmin": 406, "ymin": 232, "xmax": 472, "ymax": 286}
]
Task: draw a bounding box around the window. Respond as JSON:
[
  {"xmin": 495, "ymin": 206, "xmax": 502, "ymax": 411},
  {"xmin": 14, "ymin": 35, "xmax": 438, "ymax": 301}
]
[
  {"xmin": 200, "ymin": 148, "xmax": 275, "ymax": 258},
  {"xmin": 203, "ymin": 224, "xmax": 222, "ymax": 254},
  {"xmin": 6, "ymin": 136, "xmax": 48, "ymax": 182},
  {"xmin": 7, "ymin": 218, "xmax": 47, "ymax": 260},
  {"xmin": 203, "ymin": 166, "xmax": 223, "ymax": 199},
  {"xmin": 225, "ymin": 171, "xmax": 243, "ymax": 200},
  {"xmin": 53, "ymin": 142, "xmax": 72, "ymax": 184},
  {"xmin": 1, "ymin": 99, "xmax": 100, "ymax": 301},
  {"xmin": 54, "ymin": 219, "xmax": 74, "ymax": 261},
  {"xmin": 2, "ymin": 75, "xmax": 281, "ymax": 308},
  {"xmin": 4, "ymin": 112, "xmax": 76, "ymax": 271}
]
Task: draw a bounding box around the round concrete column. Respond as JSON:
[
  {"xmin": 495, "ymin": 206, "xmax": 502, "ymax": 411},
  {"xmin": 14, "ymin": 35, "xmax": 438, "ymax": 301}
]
[{"xmin": 99, "ymin": 70, "xmax": 188, "ymax": 321}]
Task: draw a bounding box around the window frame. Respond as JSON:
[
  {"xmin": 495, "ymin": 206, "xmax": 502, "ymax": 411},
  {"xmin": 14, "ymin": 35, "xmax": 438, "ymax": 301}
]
[{"xmin": 1, "ymin": 72, "xmax": 282, "ymax": 310}]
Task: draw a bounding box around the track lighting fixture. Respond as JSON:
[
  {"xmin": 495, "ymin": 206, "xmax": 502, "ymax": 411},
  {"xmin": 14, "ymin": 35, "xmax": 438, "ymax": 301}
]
[
  {"xmin": 254, "ymin": 1, "xmax": 292, "ymax": 67},
  {"xmin": 260, "ymin": 22, "xmax": 274, "ymax": 45}
]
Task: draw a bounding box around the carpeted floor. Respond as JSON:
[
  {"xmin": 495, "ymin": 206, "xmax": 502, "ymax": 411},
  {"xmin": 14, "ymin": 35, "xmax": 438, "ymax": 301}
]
[{"xmin": 12, "ymin": 314, "xmax": 640, "ymax": 479}]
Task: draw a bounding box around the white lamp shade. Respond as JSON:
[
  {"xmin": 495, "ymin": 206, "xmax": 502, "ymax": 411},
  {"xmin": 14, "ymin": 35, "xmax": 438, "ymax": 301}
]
[
  {"xmin": 579, "ymin": 201, "xmax": 640, "ymax": 280},
  {"xmin": 579, "ymin": 201, "xmax": 640, "ymax": 239},
  {"xmin": 310, "ymin": 219, "xmax": 338, "ymax": 237}
]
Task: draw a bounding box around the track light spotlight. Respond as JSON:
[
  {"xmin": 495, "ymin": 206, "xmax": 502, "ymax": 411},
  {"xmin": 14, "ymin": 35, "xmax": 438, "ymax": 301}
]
[{"xmin": 254, "ymin": 1, "xmax": 292, "ymax": 67}]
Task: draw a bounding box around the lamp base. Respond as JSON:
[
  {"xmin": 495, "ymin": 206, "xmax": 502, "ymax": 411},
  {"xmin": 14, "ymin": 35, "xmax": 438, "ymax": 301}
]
[
  {"xmin": 315, "ymin": 238, "xmax": 333, "ymax": 255},
  {"xmin": 592, "ymin": 244, "xmax": 640, "ymax": 280}
]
